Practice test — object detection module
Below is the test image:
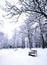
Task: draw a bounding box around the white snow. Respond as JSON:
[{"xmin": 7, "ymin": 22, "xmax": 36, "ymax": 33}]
[{"xmin": 0, "ymin": 48, "xmax": 47, "ymax": 65}]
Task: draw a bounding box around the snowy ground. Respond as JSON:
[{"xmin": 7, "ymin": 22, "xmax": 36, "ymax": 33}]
[{"xmin": 0, "ymin": 48, "xmax": 47, "ymax": 65}]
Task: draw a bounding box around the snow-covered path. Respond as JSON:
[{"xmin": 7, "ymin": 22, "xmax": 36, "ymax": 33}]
[{"xmin": 0, "ymin": 48, "xmax": 47, "ymax": 65}]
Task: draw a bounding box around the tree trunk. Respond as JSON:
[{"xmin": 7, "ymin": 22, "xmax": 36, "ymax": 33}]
[
  {"xmin": 28, "ymin": 30, "xmax": 32, "ymax": 49},
  {"xmin": 22, "ymin": 36, "xmax": 25, "ymax": 48},
  {"xmin": 41, "ymin": 33, "xmax": 45, "ymax": 48},
  {"xmin": 39, "ymin": 19, "xmax": 45, "ymax": 48}
]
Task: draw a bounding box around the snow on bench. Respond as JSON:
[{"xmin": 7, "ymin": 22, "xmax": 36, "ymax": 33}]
[{"xmin": 28, "ymin": 50, "xmax": 37, "ymax": 57}]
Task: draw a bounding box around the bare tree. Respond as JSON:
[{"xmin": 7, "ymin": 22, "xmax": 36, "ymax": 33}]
[
  {"xmin": 0, "ymin": 32, "xmax": 8, "ymax": 48},
  {"xmin": 0, "ymin": 0, "xmax": 47, "ymax": 48},
  {"xmin": 19, "ymin": 19, "xmax": 36, "ymax": 48},
  {"xmin": 38, "ymin": 16, "xmax": 45, "ymax": 48},
  {"xmin": 0, "ymin": 0, "xmax": 47, "ymax": 19}
]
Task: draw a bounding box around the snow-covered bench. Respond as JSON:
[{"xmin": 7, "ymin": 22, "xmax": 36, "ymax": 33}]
[{"xmin": 28, "ymin": 50, "xmax": 37, "ymax": 57}]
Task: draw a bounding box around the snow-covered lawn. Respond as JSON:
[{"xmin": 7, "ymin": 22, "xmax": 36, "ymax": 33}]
[{"xmin": 0, "ymin": 48, "xmax": 47, "ymax": 65}]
